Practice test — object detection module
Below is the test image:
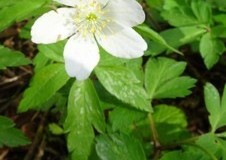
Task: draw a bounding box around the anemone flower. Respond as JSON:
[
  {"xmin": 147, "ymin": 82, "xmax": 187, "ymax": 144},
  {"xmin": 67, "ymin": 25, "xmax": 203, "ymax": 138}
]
[{"xmin": 31, "ymin": 0, "xmax": 147, "ymax": 80}]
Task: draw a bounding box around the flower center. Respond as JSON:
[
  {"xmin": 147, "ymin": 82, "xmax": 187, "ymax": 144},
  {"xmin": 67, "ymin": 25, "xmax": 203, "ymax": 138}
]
[
  {"xmin": 86, "ymin": 13, "xmax": 98, "ymax": 21},
  {"xmin": 74, "ymin": 1, "xmax": 109, "ymax": 36}
]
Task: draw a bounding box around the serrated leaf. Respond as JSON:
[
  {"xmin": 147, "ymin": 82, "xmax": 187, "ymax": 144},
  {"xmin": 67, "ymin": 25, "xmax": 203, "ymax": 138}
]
[
  {"xmin": 204, "ymin": 83, "xmax": 226, "ymax": 132},
  {"xmin": 160, "ymin": 149, "xmax": 207, "ymax": 160},
  {"xmin": 200, "ymin": 33, "xmax": 225, "ymax": 69},
  {"xmin": 204, "ymin": 83, "xmax": 221, "ymax": 116},
  {"xmin": 145, "ymin": 57, "xmax": 196, "ymax": 99},
  {"xmin": 64, "ymin": 80, "xmax": 105, "ymax": 160},
  {"xmin": 153, "ymin": 104, "xmax": 189, "ymax": 144},
  {"xmin": 18, "ymin": 64, "xmax": 70, "ymax": 112},
  {"xmin": 96, "ymin": 133, "xmax": 146, "ymax": 160},
  {"xmin": 0, "ymin": 116, "xmax": 30, "ymax": 147},
  {"xmin": 196, "ymin": 133, "xmax": 221, "ymax": 159},
  {"xmin": 191, "ymin": 0, "xmax": 212, "ymax": 25},
  {"xmin": 0, "ymin": 45, "xmax": 31, "ymax": 69},
  {"xmin": 95, "ymin": 66, "xmax": 152, "ymax": 112},
  {"xmin": 0, "ymin": 116, "xmax": 14, "ymax": 129},
  {"xmin": 212, "ymin": 25, "xmax": 226, "ymax": 38},
  {"xmin": 109, "ymin": 107, "xmax": 147, "ymax": 133},
  {"xmin": 162, "ymin": 0, "xmax": 199, "ymax": 27},
  {"xmin": 155, "ymin": 76, "xmax": 197, "ymax": 98}
]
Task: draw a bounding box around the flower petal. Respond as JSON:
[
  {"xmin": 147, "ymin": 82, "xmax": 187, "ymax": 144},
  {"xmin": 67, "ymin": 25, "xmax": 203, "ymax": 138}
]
[
  {"xmin": 97, "ymin": 27, "xmax": 147, "ymax": 58},
  {"xmin": 104, "ymin": 0, "xmax": 145, "ymax": 27},
  {"xmin": 53, "ymin": 0, "xmax": 80, "ymax": 6},
  {"xmin": 31, "ymin": 8, "xmax": 76, "ymax": 44},
  {"xmin": 54, "ymin": 0, "xmax": 107, "ymax": 6},
  {"xmin": 64, "ymin": 35, "xmax": 100, "ymax": 80}
]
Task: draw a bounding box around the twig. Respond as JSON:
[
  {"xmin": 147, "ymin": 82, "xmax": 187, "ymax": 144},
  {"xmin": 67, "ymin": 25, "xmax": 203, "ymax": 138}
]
[{"xmin": 24, "ymin": 113, "xmax": 47, "ymax": 160}]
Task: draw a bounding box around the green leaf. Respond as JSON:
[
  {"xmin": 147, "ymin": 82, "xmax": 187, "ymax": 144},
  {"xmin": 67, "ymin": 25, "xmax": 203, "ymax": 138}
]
[
  {"xmin": 217, "ymin": 139, "xmax": 226, "ymax": 160},
  {"xmin": 214, "ymin": 14, "xmax": 226, "ymax": 25},
  {"xmin": 155, "ymin": 76, "xmax": 197, "ymax": 99},
  {"xmin": 136, "ymin": 25, "xmax": 181, "ymax": 54},
  {"xmin": 95, "ymin": 66, "xmax": 152, "ymax": 112},
  {"xmin": 199, "ymin": 33, "xmax": 225, "ymax": 69},
  {"xmin": 162, "ymin": 0, "xmax": 198, "ymax": 27},
  {"xmin": 0, "ymin": 0, "xmax": 49, "ymax": 32},
  {"xmin": 64, "ymin": 80, "xmax": 105, "ymax": 160},
  {"xmin": 191, "ymin": 0, "xmax": 212, "ymax": 25},
  {"xmin": 96, "ymin": 133, "xmax": 146, "ymax": 160},
  {"xmin": 38, "ymin": 41, "xmax": 65, "ymax": 62},
  {"xmin": 148, "ymin": 25, "xmax": 206, "ymax": 56},
  {"xmin": 145, "ymin": 0, "xmax": 164, "ymax": 10},
  {"xmin": 145, "ymin": 57, "xmax": 196, "ymax": 99},
  {"xmin": 160, "ymin": 149, "xmax": 207, "ymax": 160},
  {"xmin": 109, "ymin": 107, "xmax": 147, "ymax": 133},
  {"xmin": 212, "ymin": 25, "xmax": 226, "ymax": 38},
  {"xmin": 49, "ymin": 123, "xmax": 64, "ymax": 135},
  {"xmin": 33, "ymin": 52, "xmax": 51, "ymax": 72},
  {"xmin": 98, "ymin": 48, "xmax": 129, "ymax": 66},
  {"xmin": 125, "ymin": 58, "xmax": 144, "ymax": 86},
  {"xmin": 18, "ymin": 64, "xmax": 70, "ymax": 112},
  {"xmin": 153, "ymin": 104, "xmax": 189, "ymax": 144},
  {"xmin": 204, "ymin": 83, "xmax": 221, "ymax": 116},
  {"xmin": 19, "ymin": 19, "xmax": 35, "ymax": 39},
  {"xmin": 204, "ymin": 83, "xmax": 226, "ymax": 132},
  {"xmin": 196, "ymin": 133, "xmax": 221, "ymax": 159},
  {"xmin": 0, "ymin": 45, "xmax": 31, "ymax": 69},
  {"xmin": 0, "ymin": 116, "xmax": 30, "ymax": 147}
]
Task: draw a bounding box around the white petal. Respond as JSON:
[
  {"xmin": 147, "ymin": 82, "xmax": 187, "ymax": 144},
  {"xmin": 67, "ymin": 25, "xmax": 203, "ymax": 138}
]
[
  {"xmin": 99, "ymin": 21, "xmax": 124, "ymax": 36},
  {"xmin": 53, "ymin": 0, "xmax": 80, "ymax": 6},
  {"xmin": 64, "ymin": 35, "xmax": 100, "ymax": 80},
  {"xmin": 104, "ymin": 0, "xmax": 145, "ymax": 27},
  {"xmin": 97, "ymin": 28, "xmax": 147, "ymax": 58},
  {"xmin": 54, "ymin": 0, "xmax": 107, "ymax": 6},
  {"xmin": 31, "ymin": 8, "xmax": 76, "ymax": 44},
  {"xmin": 97, "ymin": 0, "xmax": 108, "ymax": 5}
]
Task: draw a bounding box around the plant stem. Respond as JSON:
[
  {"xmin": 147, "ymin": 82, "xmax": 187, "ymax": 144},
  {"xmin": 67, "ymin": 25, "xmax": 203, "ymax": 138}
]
[{"xmin": 148, "ymin": 113, "xmax": 161, "ymax": 148}]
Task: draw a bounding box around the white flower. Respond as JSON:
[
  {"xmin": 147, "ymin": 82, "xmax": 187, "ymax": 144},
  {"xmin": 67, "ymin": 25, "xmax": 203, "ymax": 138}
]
[{"xmin": 31, "ymin": 0, "xmax": 147, "ymax": 80}]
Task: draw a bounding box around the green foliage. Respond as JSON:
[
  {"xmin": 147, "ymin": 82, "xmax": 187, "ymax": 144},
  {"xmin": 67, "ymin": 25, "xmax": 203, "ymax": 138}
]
[
  {"xmin": 96, "ymin": 133, "xmax": 146, "ymax": 160},
  {"xmin": 153, "ymin": 105, "xmax": 189, "ymax": 144},
  {"xmin": 200, "ymin": 33, "xmax": 225, "ymax": 69},
  {"xmin": 136, "ymin": 25, "xmax": 182, "ymax": 54},
  {"xmin": 0, "ymin": 0, "xmax": 50, "ymax": 32},
  {"xmin": 204, "ymin": 83, "xmax": 226, "ymax": 132},
  {"xmin": 162, "ymin": 0, "xmax": 211, "ymax": 27},
  {"xmin": 0, "ymin": 116, "xmax": 30, "ymax": 147},
  {"xmin": 0, "ymin": 45, "xmax": 31, "ymax": 69},
  {"xmin": 38, "ymin": 41, "xmax": 65, "ymax": 62},
  {"xmin": 145, "ymin": 57, "xmax": 196, "ymax": 99},
  {"xmin": 95, "ymin": 65, "xmax": 152, "ymax": 112},
  {"xmin": 64, "ymin": 80, "xmax": 105, "ymax": 160},
  {"xmin": 18, "ymin": 64, "xmax": 70, "ymax": 112},
  {"xmin": 109, "ymin": 107, "xmax": 147, "ymax": 133},
  {"xmin": 1, "ymin": 0, "xmax": 226, "ymax": 159},
  {"xmin": 148, "ymin": 26, "xmax": 206, "ymax": 56}
]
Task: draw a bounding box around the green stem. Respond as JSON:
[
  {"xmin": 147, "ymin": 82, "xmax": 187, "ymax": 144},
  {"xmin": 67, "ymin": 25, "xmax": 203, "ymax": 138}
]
[{"xmin": 148, "ymin": 113, "xmax": 161, "ymax": 148}]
